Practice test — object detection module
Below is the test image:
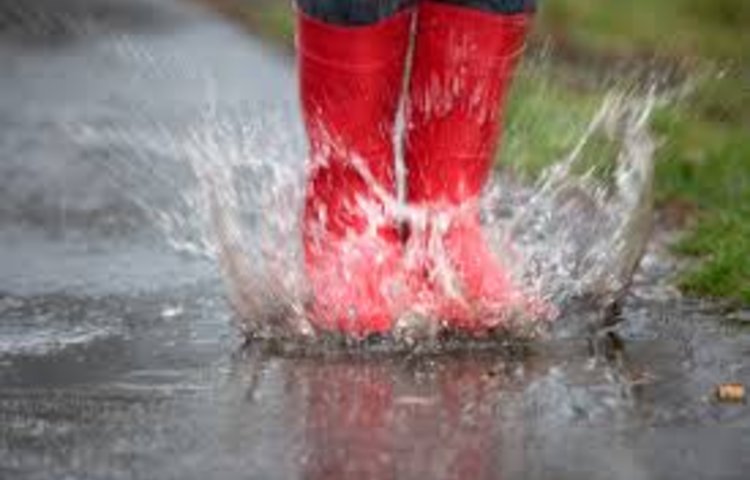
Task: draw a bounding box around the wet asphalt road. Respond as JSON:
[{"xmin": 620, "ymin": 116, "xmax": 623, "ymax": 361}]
[{"xmin": 0, "ymin": 1, "xmax": 749, "ymax": 479}]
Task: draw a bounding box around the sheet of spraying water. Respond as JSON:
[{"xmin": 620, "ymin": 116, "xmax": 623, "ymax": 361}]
[{"xmin": 65, "ymin": 27, "xmax": 656, "ymax": 342}]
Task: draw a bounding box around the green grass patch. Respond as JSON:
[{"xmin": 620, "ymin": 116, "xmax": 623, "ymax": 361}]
[
  {"xmin": 501, "ymin": 63, "xmax": 604, "ymax": 178},
  {"xmin": 503, "ymin": 60, "xmax": 750, "ymax": 303},
  {"xmin": 653, "ymin": 91, "xmax": 750, "ymax": 303},
  {"xmin": 674, "ymin": 214, "xmax": 750, "ymax": 303},
  {"xmin": 191, "ymin": 0, "xmax": 294, "ymax": 48},
  {"xmin": 255, "ymin": 3, "xmax": 294, "ymax": 44},
  {"xmin": 536, "ymin": 0, "xmax": 750, "ymax": 63}
]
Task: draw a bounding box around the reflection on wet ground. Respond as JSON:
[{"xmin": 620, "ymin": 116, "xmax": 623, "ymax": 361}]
[
  {"xmin": 0, "ymin": 0, "xmax": 748, "ymax": 479},
  {"xmin": 2, "ymin": 284, "xmax": 749, "ymax": 479}
]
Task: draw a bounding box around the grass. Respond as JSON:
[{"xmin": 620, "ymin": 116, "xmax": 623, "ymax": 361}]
[
  {"xmin": 536, "ymin": 0, "xmax": 750, "ymax": 64},
  {"xmin": 653, "ymin": 102, "xmax": 750, "ymax": 303},
  {"xmin": 255, "ymin": 3, "xmax": 294, "ymax": 44},
  {"xmin": 500, "ymin": 64, "xmax": 603, "ymax": 178},
  {"xmin": 194, "ymin": 0, "xmax": 750, "ymax": 305},
  {"xmin": 506, "ymin": 64, "xmax": 750, "ymax": 304},
  {"xmin": 191, "ymin": 0, "xmax": 295, "ymax": 49}
]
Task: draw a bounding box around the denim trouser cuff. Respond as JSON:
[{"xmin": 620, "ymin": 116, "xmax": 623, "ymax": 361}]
[{"xmin": 296, "ymin": 0, "xmax": 535, "ymax": 26}]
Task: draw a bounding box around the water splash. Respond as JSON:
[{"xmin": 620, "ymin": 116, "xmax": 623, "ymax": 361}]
[
  {"xmin": 217, "ymin": 92, "xmax": 653, "ymax": 343},
  {"xmin": 498, "ymin": 92, "xmax": 657, "ymax": 337},
  {"xmin": 68, "ymin": 78, "xmax": 656, "ymax": 345}
]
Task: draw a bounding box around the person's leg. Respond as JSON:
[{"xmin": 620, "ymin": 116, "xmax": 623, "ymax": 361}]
[
  {"xmin": 403, "ymin": 0, "xmax": 538, "ymax": 330},
  {"xmin": 297, "ymin": 2, "xmax": 414, "ymax": 336},
  {"xmin": 431, "ymin": 0, "xmax": 535, "ymax": 15},
  {"xmin": 297, "ymin": 0, "xmax": 415, "ymax": 25}
]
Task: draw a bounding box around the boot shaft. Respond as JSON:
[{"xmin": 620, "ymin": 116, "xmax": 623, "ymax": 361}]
[
  {"xmin": 404, "ymin": 1, "xmax": 530, "ymax": 205},
  {"xmin": 298, "ymin": 10, "xmax": 413, "ymax": 237},
  {"xmin": 297, "ymin": 10, "xmax": 412, "ymax": 167}
]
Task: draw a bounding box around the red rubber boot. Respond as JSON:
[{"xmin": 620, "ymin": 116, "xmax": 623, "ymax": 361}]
[
  {"xmin": 403, "ymin": 2, "xmax": 532, "ymax": 331},
  {"xmin": 298, "ymin": 10, "xmax": 412, "ymax": 336}
]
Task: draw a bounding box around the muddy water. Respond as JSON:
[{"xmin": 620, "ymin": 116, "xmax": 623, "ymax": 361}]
[{"xmin": 0, "ymin": 0, "xmax": 748, "ymax": 479}]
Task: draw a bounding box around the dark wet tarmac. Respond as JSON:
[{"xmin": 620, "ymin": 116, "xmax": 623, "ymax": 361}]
[{"xmin": 0, "ymin": 1, "xmax": 748, "ymax": 478}]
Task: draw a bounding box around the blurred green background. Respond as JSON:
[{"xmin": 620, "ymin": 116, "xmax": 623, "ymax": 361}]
[{"xmin": 196, "ymin": 0, "xmax": 750, "ymax": 304}]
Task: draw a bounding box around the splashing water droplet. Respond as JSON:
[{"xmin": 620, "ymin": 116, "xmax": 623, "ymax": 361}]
[{"xmin": 70, "ymin": 72, "xmax": 656, "ymax": 348}]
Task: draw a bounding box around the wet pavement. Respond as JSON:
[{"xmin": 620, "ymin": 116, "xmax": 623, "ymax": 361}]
[{"xmin": 1, "ymin": 0, "xmax": 749, "ymax": 479}]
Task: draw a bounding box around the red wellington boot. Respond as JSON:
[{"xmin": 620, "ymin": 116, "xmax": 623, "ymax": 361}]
[
  {"xmin": 298, "ymin": 10, "xmax": 412, "ymax": 336},
  {"xmin": 404, "ymin": 2, "xmax": 534, "ymax": 330}
]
